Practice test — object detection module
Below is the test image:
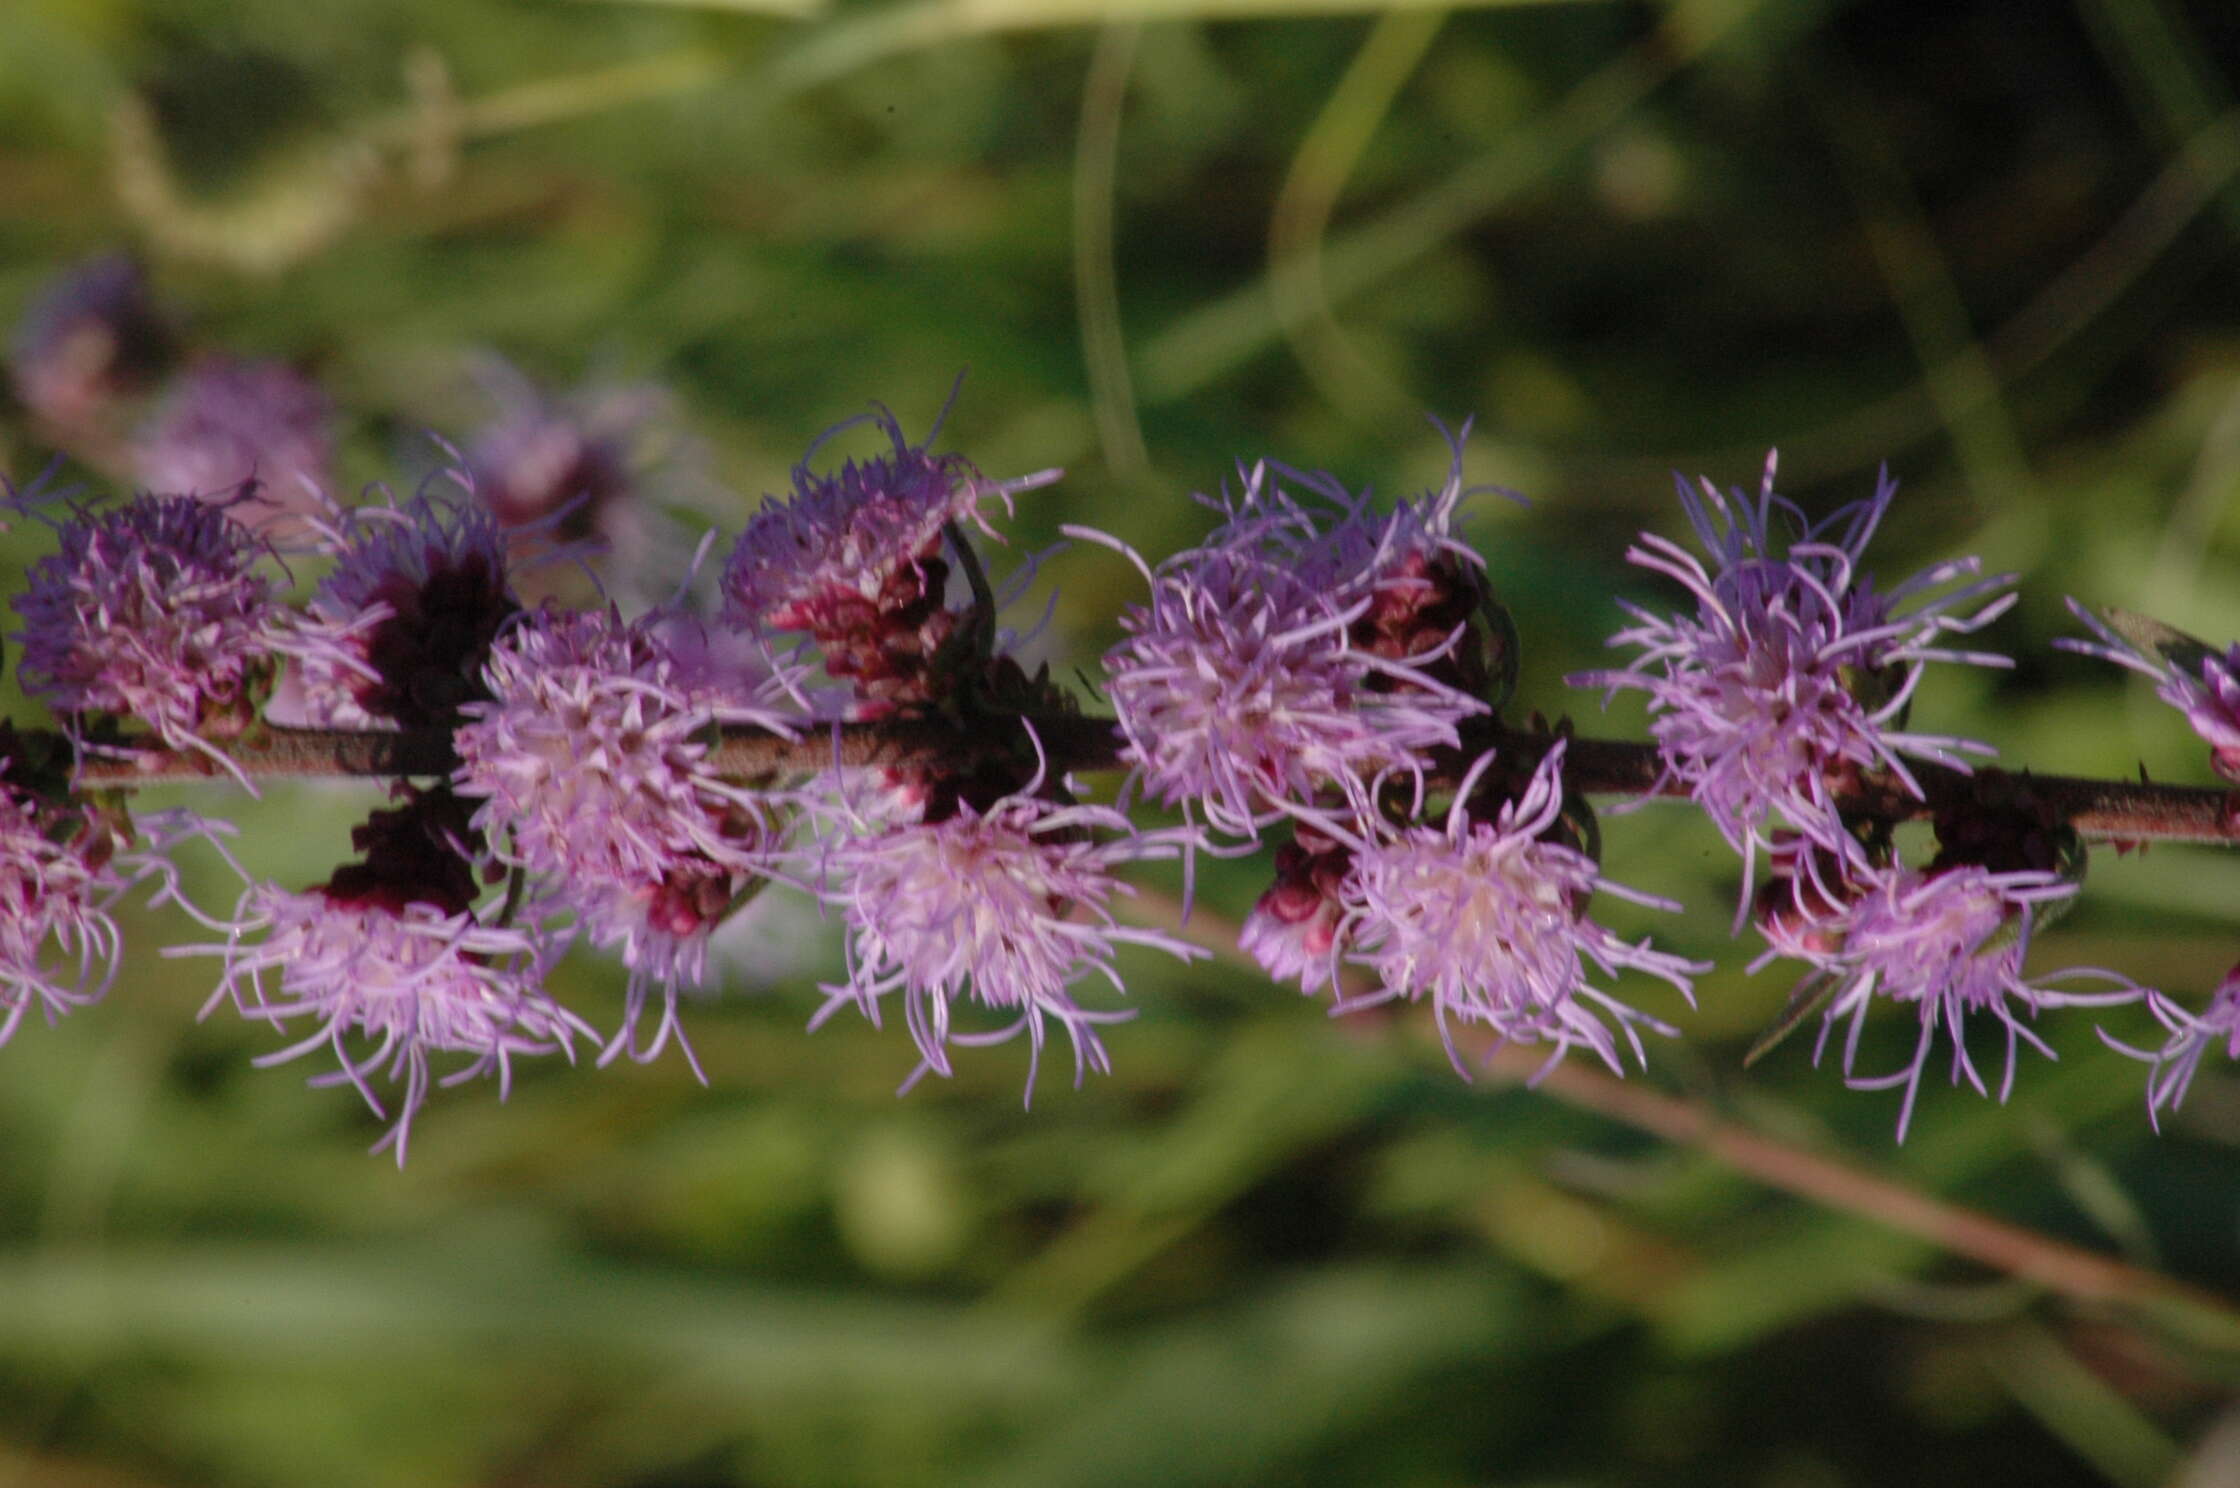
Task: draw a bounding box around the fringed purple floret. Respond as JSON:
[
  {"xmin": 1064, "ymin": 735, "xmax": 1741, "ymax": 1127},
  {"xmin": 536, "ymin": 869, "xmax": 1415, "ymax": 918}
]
[
  {"xmin": 811, "ymin": 761, "xmax": 1203, "ymax": 1101},
  {"xmin": 454, "ymin": 602, "xmax": 803, "ymax": 1069},
  {"xmin": 1091, "ymin": 528, "xmax": 1416, "ymax": 837},
  {"xmin": 718, "ymin": 400, "xmax": 1060, "ymax": 711},
  {"xmin": 1791, "ymin": 864, "xmax": 2146, "ymax": 1139},
  {"xmin": 10, "ymin": 490, "xmax": 280, "ymax": 782},
  {"xmin": 1332, "ymin": 743, "xmax": 1703, "ymax": 1078},
  {"xmin": 1075, "ymin": 428, "xmax": 1505, "ymax": 841},
  {"xmin": 196, "ymin": 884, "xmax": 589, "ymax": 1165},
  {"xmin": 1572, "ymin": 454, "xmax": 2016, "ymax": 903},
  {"xmin": 0, "ymin": 771, "xmax": 127, "ymax": 1045},
  {"xmin": 279, "ymin": 474, "xmax": 521, "ymax": 731},
  {"xmin": 168, "ymin": 790, "xmax": 593, "ymax": 1165}
]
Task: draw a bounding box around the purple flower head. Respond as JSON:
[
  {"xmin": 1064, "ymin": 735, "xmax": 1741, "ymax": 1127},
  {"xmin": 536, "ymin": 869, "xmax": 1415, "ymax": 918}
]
[
  {"xmin": 454, "ymin": 603, "xmax": 802, "ymax": 1066},
  {"xmin": 0, "ymin": 756, "xmax": 128, "ymax": 1045},
  {"xmin": 2059, "ymin": 601, "xmax": 2240, "ymax": 783},
  {"xmin": 1334, "ymin": 742, "xmax": 1703, "ymax": 1078},
  {"xmin": 135, "ymin": 356, "xmax": 332, "ymax": 529},
  {"xmin": 9, "ymin": 253, "xmax": 173, "ymax": 431},
  {"xmin": 1075, "ymin": 440, "xmax": 1500, "ymax": 841},
  {"xmin": 468, "ymin": 395, "xmax": 631, "ymax": 537},
  {"xmin": 184, "ymin": 787, "xmax": 591, "ymax": 1165},
  {"xmin": 280, "ymin": 476, "xmax": 520, "ymax": 731},
  {"xmin": 11, "ymin": 490, "xmax": 280, "ymax": 780},
  {"xmin": 2104, "ymin": 970, "xmax": 2240, "ymax": 1127},
  {"xmin": 1090, "ymin": 532, "xmax": 1398, "ymax": 837},
  {"xmin": 1798, "ymin": 863, "xmax": 2143, "ymax": 1139},
  {"xmin": 1571, "ymin": 455, "xmax": 2015, "ymax": 902},
  {"xmin": 719, "ymin": 401, "xmax": 1060, "ymax": 709},
  {"xmin": 812, "ymin": 755, "xmax": 1203, "ymax": 1100},
  {"xmin": 457, "ymin": 362, "xmax": 679, "ymax": 584}
]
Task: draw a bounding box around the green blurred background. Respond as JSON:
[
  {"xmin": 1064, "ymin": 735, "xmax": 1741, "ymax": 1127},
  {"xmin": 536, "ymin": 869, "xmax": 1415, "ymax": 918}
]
[{"xmin": 5, "ymin": 0, "xmax": 2240, "ymax": 1483}]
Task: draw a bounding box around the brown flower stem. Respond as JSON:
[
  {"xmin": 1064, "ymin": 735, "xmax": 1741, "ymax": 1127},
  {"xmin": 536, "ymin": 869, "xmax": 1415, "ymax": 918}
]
[
  {"xmin": 68, "ymin": 726, "xmax": 461, "ymax": 784},
  {"xmin": 56, "ymin": 719, "xmax": 2240, "ymax": 846}
]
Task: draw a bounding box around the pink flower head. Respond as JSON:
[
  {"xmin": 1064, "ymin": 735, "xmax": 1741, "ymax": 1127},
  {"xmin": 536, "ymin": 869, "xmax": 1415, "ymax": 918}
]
[
  {"xmin": 812, "ymin": 763, "xmax": 1203, "ymax": 1100},
  {"xmin": 0, "ymin": 757, "xmax": 128, "ymax": 1045},
  {"xmin": 1745, "ymin": 831, "xmax": 1863, "ymax": 968},
  {"xmin": 1799, "ymin": 863, "xmax": 2143, "ymax": 1139},
  {"xmin": 9, "ymin": 253, "xmax": 173, "ymax": 431},
  {"xmin": 1572, "ymin": 454, "xmax": 2015, "ymax": 900},
  {"xmin": 282, "ymin": 475, "xmax": 520, "ymax": 730},
  {"xmin": 454, "ymin": 603, "xmax": 801, "ymax": 1066},
  {"xmin": 1239, "ymin": 825, "xmax": 1351, "ymax": 992},
  {"xmin": 1075, "ymin": 437, "xmax": 1501, "ymax": 840},
  {"xmin": 456, "ymin": 362, "xmax": 680, "ymax": 585},
  {"xmin": 186, "ymin": 788, "xmax": 590, "ymax": 1165},
  {"xmin": 134, "ymin": 355, "xmax": 332, "ymax": 528},
  {"xmin": 2059, "ymin": 601, "xmax": 2240, "ymax": 783},
  {"xmin": 467, "ymin": 395, "xmax": 630, "ymax": 537},
  {"xmin": 2104, "ymin": 970, "xmax": 2240, "ymax": 1127},
  {"xmin": 720, "ymin": 401, "xmax": 1059, "ymax": 670},
  {"xmin": 1334, "ymin": 742, "xmax": 1703, "ymax": 1078},
  {"xmin": 11, "ymin": 490, "xmax": 280, "ymax": 779}
]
